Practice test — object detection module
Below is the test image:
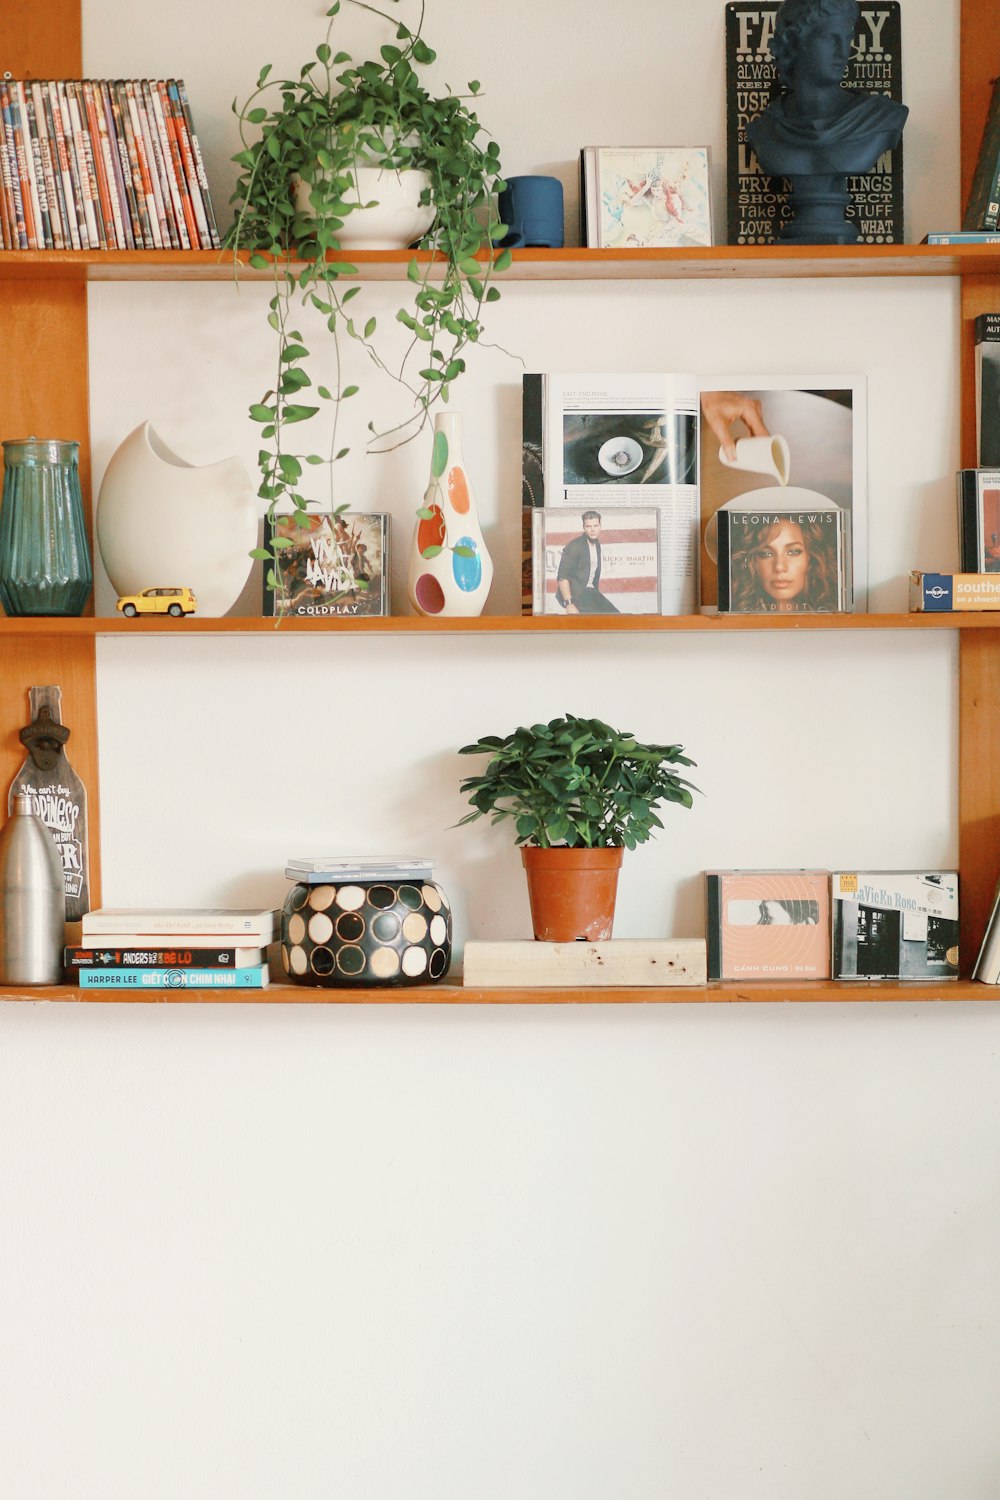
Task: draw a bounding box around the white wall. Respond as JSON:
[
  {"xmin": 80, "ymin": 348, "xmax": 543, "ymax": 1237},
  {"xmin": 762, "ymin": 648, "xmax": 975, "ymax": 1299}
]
[{"xmin": 3, "ymin": 3, "xmax": 999, "ymax": 1497}]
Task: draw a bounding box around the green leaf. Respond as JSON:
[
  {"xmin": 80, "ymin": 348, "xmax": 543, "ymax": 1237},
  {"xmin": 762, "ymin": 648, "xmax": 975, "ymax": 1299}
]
[
  {"xmin": 431, "ymin": 429, "xmax": 449, "ymax": 477},
  {"xmin": 494, "ymin": 247, "xmax": 513, "ymax": 272},
  {"xmin": 249, "ymin": 403, "xmax": 275, "ymax": 423},
  {"xmin": 363, "ymin": 317, "xmax": 377, "ymax": 338},
  {"xmin": 421, "ymin": 545, "xmax": 444, "ymax": 558},
  {"xmin": 282, "ymin": 404, "xmax": 320, "ymax": 423},
  {"xmin": 341, "ymin": 384, "xmax": 359, "ymax": 398},
  {"xmin": 246, "ymin": 107, "xmax": 267, "ymax": 125}
]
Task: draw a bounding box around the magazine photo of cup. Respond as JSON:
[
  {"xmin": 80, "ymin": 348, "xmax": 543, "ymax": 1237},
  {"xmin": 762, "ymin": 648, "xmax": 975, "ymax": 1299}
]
[{"xmin": 718, "ymin": 433, "xmax": 791, "ymax": 486}]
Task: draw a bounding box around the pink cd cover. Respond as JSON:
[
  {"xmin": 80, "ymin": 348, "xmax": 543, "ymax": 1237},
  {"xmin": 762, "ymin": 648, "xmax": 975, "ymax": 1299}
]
[{"xmin": 706, "ymin": 870, "xmax": 830, "ymax": 981}]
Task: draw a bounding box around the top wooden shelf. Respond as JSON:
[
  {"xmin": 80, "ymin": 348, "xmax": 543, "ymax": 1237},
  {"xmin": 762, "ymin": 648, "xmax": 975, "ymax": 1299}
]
[
  {"xmin": 2, "ymin": 244, "xmax": 1000, "ymax": 283},
  {"xmin": 7, "ymin": 611, "xmax": 1000, "ymax": 637}
]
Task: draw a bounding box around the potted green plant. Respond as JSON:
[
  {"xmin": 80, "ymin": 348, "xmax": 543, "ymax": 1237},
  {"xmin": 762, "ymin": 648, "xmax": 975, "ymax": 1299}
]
[
  {"xmin": 225, "ymin": 0, "xmax": 510, "ymax": 579},
  {"xmin": 457, "ymin": 714, "xmax": 700, "ymax": 941}
]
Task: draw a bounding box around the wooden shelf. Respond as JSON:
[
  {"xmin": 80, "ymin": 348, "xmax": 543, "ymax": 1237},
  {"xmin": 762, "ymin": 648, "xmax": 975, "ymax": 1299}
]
[
  {"xmin": 1, "ymin": 243, "xmax": 999, "ymax": 283},
  {"xmin": 4, "ymin": 611, "xmax": 998, "ymax": 637},
  {"xmin": 1, "ymin": 979, "xmax": 992, "ymax": 1004}
]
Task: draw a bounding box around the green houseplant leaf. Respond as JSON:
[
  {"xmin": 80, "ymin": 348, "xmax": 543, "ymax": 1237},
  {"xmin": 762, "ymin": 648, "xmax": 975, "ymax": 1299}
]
[{"xmin": 457, "ymin": 714, "xmax": 700, "ymax": 848}]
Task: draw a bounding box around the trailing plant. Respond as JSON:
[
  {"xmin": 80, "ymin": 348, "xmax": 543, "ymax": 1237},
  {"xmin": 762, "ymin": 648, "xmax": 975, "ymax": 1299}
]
[
  {"xmin": 457, "ymin": 714, "xmax": 700, "ymax": 850},
  {"xmin": 226, "ymin": 0, "xmax": 510, "ymax": 587}
]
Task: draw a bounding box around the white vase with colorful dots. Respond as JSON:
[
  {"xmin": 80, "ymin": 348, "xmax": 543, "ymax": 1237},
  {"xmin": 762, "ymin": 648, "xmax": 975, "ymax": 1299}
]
[{"xmin": 407, "ymin": 412, "xmax": 493, "ymax": 617}]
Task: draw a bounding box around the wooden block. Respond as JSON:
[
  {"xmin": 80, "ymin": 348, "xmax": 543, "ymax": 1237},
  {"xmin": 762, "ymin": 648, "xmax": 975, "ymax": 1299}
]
[{"xmin": 461, "ymin": 939, "xmax": 707, "ymax": 988}]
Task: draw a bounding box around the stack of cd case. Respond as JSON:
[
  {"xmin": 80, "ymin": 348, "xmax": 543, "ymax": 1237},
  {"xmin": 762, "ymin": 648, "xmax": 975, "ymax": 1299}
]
[{"xmin": 285, "ymin": 856, "xmax": 435, "ymax": 884}]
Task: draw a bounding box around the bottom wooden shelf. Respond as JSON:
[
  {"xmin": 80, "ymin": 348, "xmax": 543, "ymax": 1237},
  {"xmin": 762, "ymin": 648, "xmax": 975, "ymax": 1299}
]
[{"xmin": 1, "ymin": 980, "xmax": 995, "ymax": 1004}]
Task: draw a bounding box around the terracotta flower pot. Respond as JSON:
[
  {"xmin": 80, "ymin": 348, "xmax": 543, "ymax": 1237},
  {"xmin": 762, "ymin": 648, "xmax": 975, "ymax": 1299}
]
[{"xmin": 520, "ymin": 846, "xmax": 624, "ymax": 942}]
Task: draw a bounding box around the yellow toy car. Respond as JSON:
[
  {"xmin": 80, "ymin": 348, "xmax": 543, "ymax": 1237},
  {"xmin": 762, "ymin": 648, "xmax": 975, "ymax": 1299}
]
[{"xmin": 116, "ymin": 587, "xmax": 198, "ymax": 618}]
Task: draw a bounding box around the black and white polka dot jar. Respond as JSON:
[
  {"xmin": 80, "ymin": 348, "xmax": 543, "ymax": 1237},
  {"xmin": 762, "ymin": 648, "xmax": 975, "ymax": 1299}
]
[{"xmin": 281, "ymin": 877, "xmax": 453, "ymax": 987}]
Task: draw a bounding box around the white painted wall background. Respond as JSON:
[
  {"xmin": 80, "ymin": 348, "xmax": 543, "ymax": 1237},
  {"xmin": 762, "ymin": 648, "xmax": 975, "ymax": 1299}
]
[{"xmin": 3, "ymin": 2, "xmax": 999, "ymax": 1497}]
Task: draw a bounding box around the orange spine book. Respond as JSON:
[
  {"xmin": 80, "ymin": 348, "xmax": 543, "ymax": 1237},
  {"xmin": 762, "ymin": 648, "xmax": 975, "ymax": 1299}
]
[
  {"xmin": 157, "ymin": 81, "xmax": 197, "ymax": 247},
  {"xmin": 0, "ymin": 82, "xmax": 28, "ymax": 248},
  {"xmin": 31, "ymin": 82, "xmax": 65, "ymax": 249},
  {"xmin": 18, "ymin": 82, "xmax": 50, "ymax": 248},
  {"xmin": 137, "ymin": 79, "xmax": 177, "ymax": 248},
  {"xmin": 112, "ymin": 81, "xmax": 153, "ymax": 247},
  {"xmin": 41, "ymin": 82, "xmax": 80, "ymax": 251},
  {"xmin": 55, "ymin": 81, "xmax": 92, "ymax": 249},
  {"xmin": 0, "ymin": 82, "xmax": 15, "ymax": 249},
  {"xmin": 146, "ymin": 80, "xmax": 189, "ymax": 248},
  {"xmin": 106, "ymin": 82, "xmax": 143, "ymax": 248},
  {"xmin": 96, "ymin": 81, "xmax": 133, "ymax": 250},
  {"xmin": 80, "ymin": 79, "xmax": 117, "ymax": 247},
  {"xmin": 65, "ymin": 80, "xmax": 104, "ymax": 249},
  {"xmin": 89, "ymin": 79, "xmax": 127, "ymax": 250},
  {"xmin": 123, "ymin": 79, "xmax": 161, "ymax": 248},
  {"xmin": 176, "ymin": 78, "xmax": 219, "ymax": 247},
  {"xmin": 167, "ymin": 79, "xmax": 210, "ymax": 247},
  {"xmin": 9, "ymin": 82, "xmax": 39, "ymax": 248}
]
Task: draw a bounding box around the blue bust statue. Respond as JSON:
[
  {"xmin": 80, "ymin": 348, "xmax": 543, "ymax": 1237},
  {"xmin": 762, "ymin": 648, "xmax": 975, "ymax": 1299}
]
[{"xmin": 746, "ymin": 0, "xmax": 908, "ymax": 244}]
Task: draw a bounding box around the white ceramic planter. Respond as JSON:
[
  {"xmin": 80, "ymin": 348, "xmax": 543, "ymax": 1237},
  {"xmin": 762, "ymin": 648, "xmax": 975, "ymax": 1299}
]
[
  {"xmin": 96, "ymin": 422, "xmax": 258, "ymax": 617},
  {"xmin": 292, "ymin": 165, "xmax": 435, "ymax": 249}
]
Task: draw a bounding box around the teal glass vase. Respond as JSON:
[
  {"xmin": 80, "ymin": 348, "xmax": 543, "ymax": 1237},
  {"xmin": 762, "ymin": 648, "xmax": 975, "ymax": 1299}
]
[{"xmin": 0, "ymin": 438, "xmax": 93, "ymax": 616}]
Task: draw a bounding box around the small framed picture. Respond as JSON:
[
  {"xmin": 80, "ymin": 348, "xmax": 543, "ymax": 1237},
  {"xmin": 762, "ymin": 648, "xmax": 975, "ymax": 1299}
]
[
  {"xmin": 263, "ymin": 511, "xmax": 390, "ymax": 618},
  {"xmin": 580, "ymin": 146, "xmax": 713, "ymax": 249},
  {"xmin": 532, "ymin": 506, "xmax": 660, "ymax": 616}
]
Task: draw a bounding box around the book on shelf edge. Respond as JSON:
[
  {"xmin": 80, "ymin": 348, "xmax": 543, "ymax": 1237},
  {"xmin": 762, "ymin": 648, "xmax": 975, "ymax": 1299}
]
[
  {"xmin": 909, "ymin": 570, "xmax": 1000, "ymax": 611},
  {"xmin": 706, "ymin": 870, "xmax": 831, "ymax": 981},
  {"xmin": 975, "ymin": 314, "xmax": 1000, "ymax": 468},
  {"xmin": 963, "ymin": 75, "xmax": 1000, "ymax": 231},
  {"xmin": 725, "ymin": 1, "xmax": 904, "ymax": 246},
  {"xmin": 922, "ymin": 232, "xmax": 1000, "ymax": 244},
  {"xmin": 81, "ymin": 907, "xmax": 279, "ymax": 941},
  {"xmin": 65, "ymin": 945, "xmax": 267, "ymax": 969},
  {"xmin": 831, "ymin": 871, "xmax": 959, "ymax": 981},
  {"xmin": 76, "ymin": 966, "xmax": 270, "ymax": 990},
  {"xmin": 972, "ymin": 875, "xmax": 1000, "ymax": 982}
]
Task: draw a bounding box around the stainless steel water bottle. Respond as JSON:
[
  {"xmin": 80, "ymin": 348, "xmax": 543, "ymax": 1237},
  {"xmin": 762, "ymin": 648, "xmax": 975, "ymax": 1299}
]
[{"xmin": 0, "ymin": 794, "xmax": 65, "ymax": 985}]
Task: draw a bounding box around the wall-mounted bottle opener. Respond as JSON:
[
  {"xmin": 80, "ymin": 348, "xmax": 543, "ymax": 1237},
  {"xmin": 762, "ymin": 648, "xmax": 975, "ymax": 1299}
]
[{"xmin": 9, "ymin": 686, "xmax": 90, "ymax": 921}]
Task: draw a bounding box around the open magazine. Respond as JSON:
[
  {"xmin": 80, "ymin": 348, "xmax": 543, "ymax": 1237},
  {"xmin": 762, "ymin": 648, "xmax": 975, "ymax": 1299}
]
[{"xmin": 522, "ymin": 373, "xmax": 867, "ymax": 616}]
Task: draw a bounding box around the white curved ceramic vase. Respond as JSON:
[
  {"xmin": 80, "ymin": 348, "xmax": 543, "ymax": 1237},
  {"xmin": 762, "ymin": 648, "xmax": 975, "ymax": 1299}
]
[
  {"xmin": 292, "ymin": 166, "xmax": 435, "ymax": 249},
  {"xmin": 96, "ymin": 422, "xmax": 258, "ymax": 617},
  {"xmin": 407, "ymin": 413, "xmax": 493, "ymax": 618}
]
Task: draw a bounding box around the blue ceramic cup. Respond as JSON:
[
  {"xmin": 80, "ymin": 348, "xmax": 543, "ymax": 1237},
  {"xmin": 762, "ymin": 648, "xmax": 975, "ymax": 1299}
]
[{"xmin": 496, "ymin": 175, "xmax": 564, "ymax": 248}]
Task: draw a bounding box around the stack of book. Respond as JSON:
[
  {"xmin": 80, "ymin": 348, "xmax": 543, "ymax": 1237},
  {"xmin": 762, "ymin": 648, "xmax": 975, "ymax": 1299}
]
[
  {"xmin": 68, "ymin": 907, "xmax": 278, "ymax": 990},
  {"xmin": 0, "ymin": 78, "xmax": 220, "ymax": 252}
]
